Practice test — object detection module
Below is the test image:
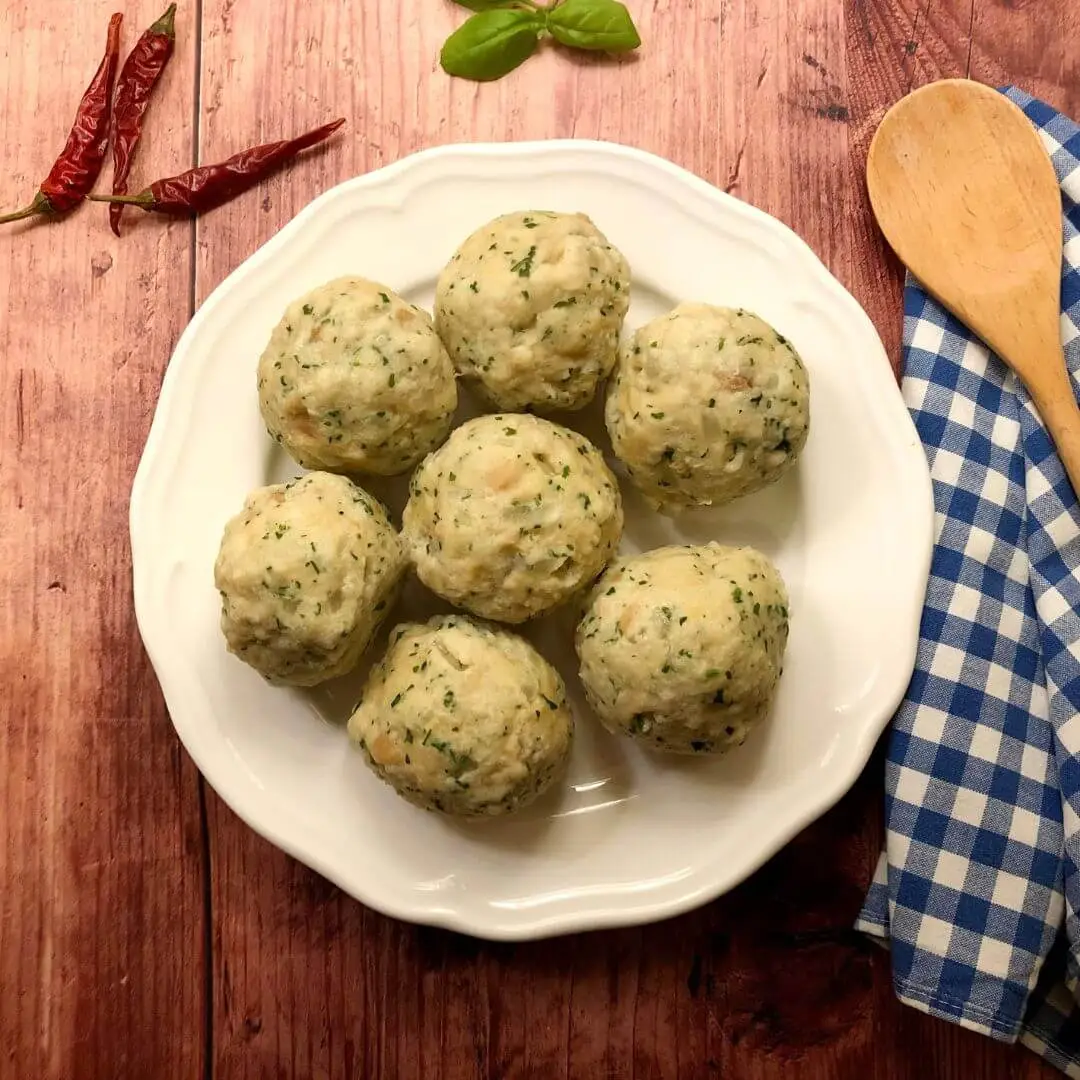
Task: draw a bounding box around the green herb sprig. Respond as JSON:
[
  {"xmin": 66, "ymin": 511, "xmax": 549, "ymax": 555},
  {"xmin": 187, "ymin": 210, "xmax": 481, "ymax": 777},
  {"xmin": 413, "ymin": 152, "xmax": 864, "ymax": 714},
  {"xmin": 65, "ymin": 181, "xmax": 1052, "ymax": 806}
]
[{"xmin": 441, "ymin": 0, "xmax": 641, "ymax": 82}]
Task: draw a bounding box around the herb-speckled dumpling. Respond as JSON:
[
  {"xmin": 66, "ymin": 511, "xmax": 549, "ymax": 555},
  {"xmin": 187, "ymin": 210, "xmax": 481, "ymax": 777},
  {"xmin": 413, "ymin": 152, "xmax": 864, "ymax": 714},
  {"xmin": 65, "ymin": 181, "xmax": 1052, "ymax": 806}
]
[
  {"xmin": 213, "ymin": 472, "xmax": 407, "ymax": 686},
  {"xmin": 349, "ymin": 615, "xmax": 573, "ymax": 816},
  {"xmin": 575, "ymin": 543, "xmax": 789, "ymax": 754},
  {"xmin": 258, "ymin": 277, "xmax": 457, "ymax": 476},
  {"xmin": 606, "ymin": 303, "xmax": 809, "ymax": 512},
  {"xmin": 402, "ymin": 414, "xmax": 624, "ymax": 623},
  {"xmin": 434, "ymin": 211, "xmax": 630, "ymax": 412}
]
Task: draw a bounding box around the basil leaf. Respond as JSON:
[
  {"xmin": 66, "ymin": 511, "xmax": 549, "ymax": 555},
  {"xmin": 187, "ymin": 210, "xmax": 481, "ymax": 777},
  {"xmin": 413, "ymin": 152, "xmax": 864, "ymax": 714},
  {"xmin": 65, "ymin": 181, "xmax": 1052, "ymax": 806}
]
[
  {"xmin": 546, "ymin": 0, "xmax": 641, "ymax": 52},
  {"xmin": 441, "ymin": 9, "xmax": 543, "ymax": 80}
]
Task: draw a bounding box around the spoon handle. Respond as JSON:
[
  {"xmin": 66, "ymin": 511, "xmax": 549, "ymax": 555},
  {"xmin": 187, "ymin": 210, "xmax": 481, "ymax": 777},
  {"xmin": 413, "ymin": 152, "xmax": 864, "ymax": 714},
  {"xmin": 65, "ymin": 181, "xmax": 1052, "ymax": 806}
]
[{"xmin": 1028, "ymin": 356, "xmax": 1080, "ymax": 502}]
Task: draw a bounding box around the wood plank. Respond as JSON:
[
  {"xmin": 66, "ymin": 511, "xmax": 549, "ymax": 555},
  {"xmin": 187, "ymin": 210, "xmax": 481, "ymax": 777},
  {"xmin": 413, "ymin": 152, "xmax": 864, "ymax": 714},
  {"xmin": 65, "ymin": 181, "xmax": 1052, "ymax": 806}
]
[
  {"xmin": 1, "ymin": 0, "xmax": 1076, "ymax": 1077},
  {"xmin": 969, "ymin": 0, "xmax": 1080, "ymax": 121},
  {"xmin": 188, "ymin": 2, "xmax": 1071, "ymax": 1079},
  {"xmin": 0, "ymin": 3, "xmax": 205, "ymax": 1078}
]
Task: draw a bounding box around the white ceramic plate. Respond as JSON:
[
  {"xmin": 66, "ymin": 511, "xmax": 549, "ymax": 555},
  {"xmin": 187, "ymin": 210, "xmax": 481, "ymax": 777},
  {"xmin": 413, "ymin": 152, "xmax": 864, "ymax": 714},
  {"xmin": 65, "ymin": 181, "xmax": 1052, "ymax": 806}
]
[{"xmin": 130, "ymin": 140, "xmax": 933, "ymax": 940}]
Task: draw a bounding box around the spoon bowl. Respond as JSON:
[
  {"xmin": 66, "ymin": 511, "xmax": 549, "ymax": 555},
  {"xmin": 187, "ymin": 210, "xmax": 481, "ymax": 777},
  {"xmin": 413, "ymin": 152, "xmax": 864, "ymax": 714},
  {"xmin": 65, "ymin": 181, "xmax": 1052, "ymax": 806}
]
[{"xmin": 867, "ymin": 79, "xmax": 1075, "ymax": 493}]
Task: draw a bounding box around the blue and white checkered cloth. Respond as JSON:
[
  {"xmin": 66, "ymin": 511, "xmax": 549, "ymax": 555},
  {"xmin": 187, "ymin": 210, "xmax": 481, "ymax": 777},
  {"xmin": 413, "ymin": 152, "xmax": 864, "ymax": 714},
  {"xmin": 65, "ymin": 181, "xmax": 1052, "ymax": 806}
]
[{"xmin": 855, "ymin": 88, "xmax": 1080, "ymax": 1073}]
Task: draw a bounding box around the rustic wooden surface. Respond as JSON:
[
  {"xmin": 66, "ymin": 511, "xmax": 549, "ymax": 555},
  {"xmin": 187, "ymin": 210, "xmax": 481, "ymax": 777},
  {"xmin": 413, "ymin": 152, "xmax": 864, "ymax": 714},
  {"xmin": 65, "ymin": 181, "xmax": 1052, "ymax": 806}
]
[{"xmin": 1, "ymin": 1, "xmax": 1077, "ymax": 1077}]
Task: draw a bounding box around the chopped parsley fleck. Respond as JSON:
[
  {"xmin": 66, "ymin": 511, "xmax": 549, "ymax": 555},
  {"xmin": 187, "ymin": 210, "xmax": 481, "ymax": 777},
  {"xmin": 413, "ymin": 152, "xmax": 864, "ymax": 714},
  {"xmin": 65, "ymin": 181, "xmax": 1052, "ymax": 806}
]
[
  {"xmin": 444, "ymin": 746, "xmax": 475, "ymax": 778},
  {"xmin": 732, "ymin": 586, "xmax": 743, "ymax": 603},
  {"xmin": 379, "ymin": 292, "xmax": 390, "ymax": 304},
  {"xmin": 302, "ymin": 303, "xmax": 314, "ymax": 315},
  {"xmin": 511, "ymin": 245, "xmax": 537, "ymax": 277}
]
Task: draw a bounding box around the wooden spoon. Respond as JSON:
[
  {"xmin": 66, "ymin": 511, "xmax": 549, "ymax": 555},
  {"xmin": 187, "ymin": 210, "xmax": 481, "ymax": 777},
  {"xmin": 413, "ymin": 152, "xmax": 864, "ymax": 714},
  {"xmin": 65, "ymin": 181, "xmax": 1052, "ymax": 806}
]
[{"xmin": 866, "ymin": 79, "xmax": 1076, "ymax": 494}]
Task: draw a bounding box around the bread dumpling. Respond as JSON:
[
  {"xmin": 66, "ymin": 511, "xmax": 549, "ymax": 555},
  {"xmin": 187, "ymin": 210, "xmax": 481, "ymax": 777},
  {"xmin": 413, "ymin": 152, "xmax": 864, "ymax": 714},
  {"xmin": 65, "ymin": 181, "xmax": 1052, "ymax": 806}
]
[
  {"xmin": 214, "ymin": 472, "xmax": 406, "ymax": 686},
  {"xmin": 434, "ymin": 211, "xmax": 630, "ymax": 412},
  {"xmin": 606, "ymin": 304, "xmax": 809, "ymax": 511},
  {"xmin": 258, "ymin": 277, "xmax": 457, "ymax": 476},
  {"xmin": 576, "ymin": 543, "xmax": 789, "ymax": 754},
  {"xmin": 349, "ymin": 615, "xmax": 573, "ymax": 816},
  {"xmin": 402, "ymin": 414, "xmax": 624, "ymax": 623}
]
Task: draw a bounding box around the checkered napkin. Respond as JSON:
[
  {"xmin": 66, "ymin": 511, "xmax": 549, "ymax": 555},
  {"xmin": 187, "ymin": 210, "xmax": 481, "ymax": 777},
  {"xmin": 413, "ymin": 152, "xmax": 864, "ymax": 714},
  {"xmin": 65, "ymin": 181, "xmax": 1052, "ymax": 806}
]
[{"xmin": 854, "ymin": 87, "xmax": 1080, "ymax": 1073}]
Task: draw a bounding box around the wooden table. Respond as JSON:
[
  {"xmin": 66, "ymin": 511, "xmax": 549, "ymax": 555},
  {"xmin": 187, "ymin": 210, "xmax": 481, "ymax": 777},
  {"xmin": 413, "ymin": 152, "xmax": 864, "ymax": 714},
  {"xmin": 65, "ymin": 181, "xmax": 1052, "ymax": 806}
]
[{"xmin": 2, "ymin": 2, "xmax": 1077, "ymax": 1077}]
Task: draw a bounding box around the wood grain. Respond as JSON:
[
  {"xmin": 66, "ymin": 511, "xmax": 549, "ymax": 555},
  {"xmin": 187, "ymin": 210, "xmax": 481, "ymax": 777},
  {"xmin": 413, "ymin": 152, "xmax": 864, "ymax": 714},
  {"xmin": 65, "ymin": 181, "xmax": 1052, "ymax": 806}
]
[
  {"xmin": 2, "ymin": 0, "xmax": 1078, "ymax": 1076},
  {"xmin": 0, "ymin": 3, "xmax": 206, "ymax": 1079}
]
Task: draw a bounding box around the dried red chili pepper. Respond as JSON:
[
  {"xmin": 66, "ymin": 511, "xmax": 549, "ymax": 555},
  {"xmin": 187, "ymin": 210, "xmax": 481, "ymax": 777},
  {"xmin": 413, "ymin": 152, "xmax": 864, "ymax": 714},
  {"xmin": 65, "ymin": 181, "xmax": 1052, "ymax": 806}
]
[
  {"xmin": 90, "ymin": 119, "xmax": 346, "ymax": 217},
  {"xmin": 0, "ymin": 13, "xmax": 123, "ymax": 225},
  {"xmin": 109, "ymin": 4, "xmax": 178, "ymax": 237}
]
